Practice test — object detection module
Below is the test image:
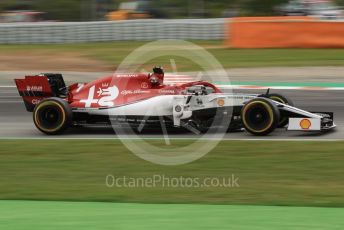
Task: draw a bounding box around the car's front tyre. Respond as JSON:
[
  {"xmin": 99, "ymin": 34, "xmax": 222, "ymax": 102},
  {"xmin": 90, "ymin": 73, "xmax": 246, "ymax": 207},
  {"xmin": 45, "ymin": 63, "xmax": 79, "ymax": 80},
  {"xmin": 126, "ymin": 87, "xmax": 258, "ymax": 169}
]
[
  {"xmin": 241, "ymin": 98, "xmax": 280, "ymax": 136},
  {"xmin": 267, "ymin": 93, "xmax": 294, "ymax": 128}
]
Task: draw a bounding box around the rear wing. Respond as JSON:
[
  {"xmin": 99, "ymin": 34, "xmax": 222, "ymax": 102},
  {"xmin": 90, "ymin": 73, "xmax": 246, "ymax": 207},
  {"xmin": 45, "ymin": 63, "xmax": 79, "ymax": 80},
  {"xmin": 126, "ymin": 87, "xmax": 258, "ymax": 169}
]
[{"xmin": 14, "ymin": 73, "xmax": 67, "ymax": 112}]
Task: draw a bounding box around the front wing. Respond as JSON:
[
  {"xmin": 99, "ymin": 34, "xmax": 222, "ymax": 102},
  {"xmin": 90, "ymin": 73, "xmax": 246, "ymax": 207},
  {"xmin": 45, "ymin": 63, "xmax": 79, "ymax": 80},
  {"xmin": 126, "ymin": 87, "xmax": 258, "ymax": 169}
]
[{"xmin": 175, "ymin": 95, "xmax": 336, "ymax": 132}]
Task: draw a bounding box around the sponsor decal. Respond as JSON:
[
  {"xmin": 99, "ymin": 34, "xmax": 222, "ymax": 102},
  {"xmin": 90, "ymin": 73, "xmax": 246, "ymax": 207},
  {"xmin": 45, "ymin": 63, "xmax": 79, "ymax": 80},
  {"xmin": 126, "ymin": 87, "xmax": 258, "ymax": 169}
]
[
  {"xmin": 121, "ymin": 89, "xmax": 150, "ymax": 95},
  {"xmin": 228, "ymin": 95, "xmax": 255, "ymax": 100},
  {"xmin": 300, "ymin": 119, "xmax": 312, "ymax": 130},
  {"xmin": 158, "ymin": 89, "xmax": 175, "ymax": 94},
  {"xmin": 314, "ymin": 113, "xmax": 331, "ymax": 118},
  {"xmin": 26, "ymin": 85, "xmax": 43, "ymax": 91},
  {"xmin": 109, "ymin": 117, "xmax": 161, "ymax": 123},
  {"xmin": 81, "ymin": 85, "xmax": 119, "ymax": 107},
  {"xmin": 116, "ymin": 74, "xmax": 139, "ymax": 78},
  {"xmin": 32, "ymin": 99, "xmax": 41, "ymax": 105},
  {"xmin": 175, "ymin": 105, "xmax": 182, "ymax": 112},
  {"xmin": 217, "ymin": 99, "xmax": 225, "ymax": 107}
]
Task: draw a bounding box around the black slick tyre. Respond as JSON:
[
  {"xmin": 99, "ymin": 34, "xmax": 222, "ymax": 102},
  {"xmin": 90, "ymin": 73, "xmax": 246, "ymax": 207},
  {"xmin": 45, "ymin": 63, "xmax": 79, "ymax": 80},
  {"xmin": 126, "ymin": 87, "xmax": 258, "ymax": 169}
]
[
  {"xmin": 241, "ymin": 98, "xmax": 280, "ymax": 136},
  {"xmin": 267, "ymin": 93, "xmax": 294, "ymax": 128},
  {"xmin": 33, "ymin": 97, "xmax": 72, "ymax": 135}
]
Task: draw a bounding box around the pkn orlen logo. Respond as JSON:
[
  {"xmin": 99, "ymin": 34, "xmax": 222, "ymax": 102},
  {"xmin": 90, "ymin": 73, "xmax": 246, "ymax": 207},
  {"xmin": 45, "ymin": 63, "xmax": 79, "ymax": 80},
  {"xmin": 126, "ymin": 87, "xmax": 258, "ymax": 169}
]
[
  {"xmin": 109, "ymin": 40, "xmax": 232, "ymax": 166},
  {"xmin": 300, "ymin": 119, "xmax": 312, "ymax": 130}
]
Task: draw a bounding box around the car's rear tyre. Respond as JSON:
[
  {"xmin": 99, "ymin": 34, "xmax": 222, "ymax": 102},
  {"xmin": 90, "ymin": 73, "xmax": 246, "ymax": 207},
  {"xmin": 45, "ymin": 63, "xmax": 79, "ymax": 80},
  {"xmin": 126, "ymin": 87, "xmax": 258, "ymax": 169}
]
[
  {"xmin": 33, "ymin": 97, "xmax": 72, "ymax": 135},
  {"xmin": 267, "ymin": 93, "xmax": 294, "ymax": 128},
  {"xmin": 241, "ymin": 98, "xmax": 280, "ymax": 136}
]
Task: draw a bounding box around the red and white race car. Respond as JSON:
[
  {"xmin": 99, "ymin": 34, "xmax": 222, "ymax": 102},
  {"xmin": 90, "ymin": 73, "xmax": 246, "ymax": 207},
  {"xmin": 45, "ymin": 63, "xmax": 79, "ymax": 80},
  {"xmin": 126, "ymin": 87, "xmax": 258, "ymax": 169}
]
[{"xmin": 15, "ymin": 67, "xmax": 335, "ymax": 135}]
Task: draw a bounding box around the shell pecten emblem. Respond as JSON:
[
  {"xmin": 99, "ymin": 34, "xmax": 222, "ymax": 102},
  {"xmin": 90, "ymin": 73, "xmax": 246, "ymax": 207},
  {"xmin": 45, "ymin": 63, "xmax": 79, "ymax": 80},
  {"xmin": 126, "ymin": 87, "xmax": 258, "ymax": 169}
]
[
  {"xmin": 300, "ymin": 119, "xmax": 312, "ymax": 130},
  {"xmin": 217, "ymin": 99, "xmax": 225, "ymax": 107}
]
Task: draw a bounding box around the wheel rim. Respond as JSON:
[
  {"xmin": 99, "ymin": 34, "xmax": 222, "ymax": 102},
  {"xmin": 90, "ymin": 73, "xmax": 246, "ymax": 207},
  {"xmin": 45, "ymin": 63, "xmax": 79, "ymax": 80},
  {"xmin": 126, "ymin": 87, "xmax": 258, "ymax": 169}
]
[
  {"xmin": 242, "ymin": 101, "xmax": 274, "ymax": 133},
  {"xmin": 34, "ymin": 101, "xmax": 66, "ymax": 132}
]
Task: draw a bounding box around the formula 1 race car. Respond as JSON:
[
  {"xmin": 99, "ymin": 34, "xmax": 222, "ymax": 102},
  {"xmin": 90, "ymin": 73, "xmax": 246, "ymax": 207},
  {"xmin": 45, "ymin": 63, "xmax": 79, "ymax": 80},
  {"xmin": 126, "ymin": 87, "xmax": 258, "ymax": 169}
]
[{"xmin": 15, "ymin": 67, "xmax": 336, "ymax": 135}]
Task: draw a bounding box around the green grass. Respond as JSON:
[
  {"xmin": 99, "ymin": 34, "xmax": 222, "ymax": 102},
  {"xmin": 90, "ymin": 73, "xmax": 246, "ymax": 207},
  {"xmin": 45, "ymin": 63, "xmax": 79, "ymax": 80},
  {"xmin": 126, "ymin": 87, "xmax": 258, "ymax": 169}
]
[
  {"xmin": 2, "ymin": 41, "xmax": 344, "ymax": 70},
  {"xmin": 1, "ymin": 200, "xmax": 343, "ymax": 230},
  {"xmin": 1, "ymin": 140, "xmax": 344, "ymax": 207}
]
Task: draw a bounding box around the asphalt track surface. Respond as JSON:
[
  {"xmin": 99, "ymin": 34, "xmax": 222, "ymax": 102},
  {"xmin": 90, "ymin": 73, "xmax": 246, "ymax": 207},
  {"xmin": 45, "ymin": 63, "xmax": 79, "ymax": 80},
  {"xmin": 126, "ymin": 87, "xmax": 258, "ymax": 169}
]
[{"xmin": 1, "ymin": 85, "xmax": 343, "ymax": 140}]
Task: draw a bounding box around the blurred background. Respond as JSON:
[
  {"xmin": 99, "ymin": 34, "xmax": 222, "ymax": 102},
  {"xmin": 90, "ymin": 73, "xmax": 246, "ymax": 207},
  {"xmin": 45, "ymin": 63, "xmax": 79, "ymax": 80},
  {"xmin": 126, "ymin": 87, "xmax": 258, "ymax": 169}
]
[
  {"xmin": 1, "ymin": 2, "xmax": 344, "ymax": 229},
  {"xmin": 0, "ymin": 0, "xmax": 343, "ymax": 22},
  {"xmin": 1, "ymin": 0, "xmax": 344, "ymax": 79}
]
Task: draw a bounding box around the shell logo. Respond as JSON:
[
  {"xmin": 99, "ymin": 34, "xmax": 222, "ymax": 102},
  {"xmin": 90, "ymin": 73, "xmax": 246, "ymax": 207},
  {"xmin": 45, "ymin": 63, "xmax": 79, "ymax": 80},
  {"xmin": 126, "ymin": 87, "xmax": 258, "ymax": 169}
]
[
  {"xmin": 217, "ymin": 99, "xmax": 225, "ymax": 107},
  {"xmin": 300, "ymin": 119, "xmax": 312, "ymax": 130}
]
